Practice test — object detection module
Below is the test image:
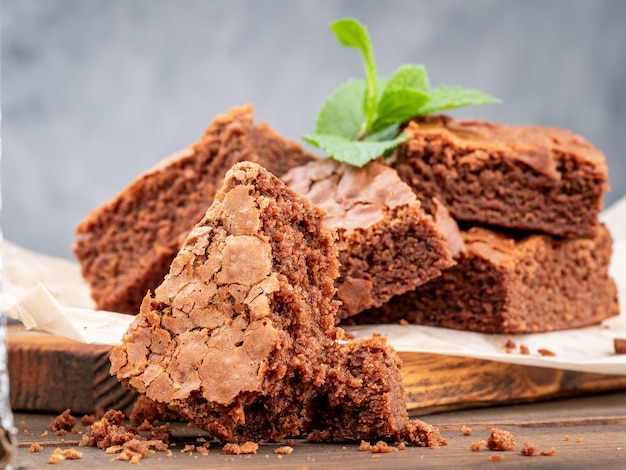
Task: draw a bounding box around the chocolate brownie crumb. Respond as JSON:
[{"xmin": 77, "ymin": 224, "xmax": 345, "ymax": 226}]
[
  {"xmin": 370, "ymin": 441, "xmax": 397, "ymax": 453},
  {"xmin": 614, "ymin": 338, "xmax": 626, "ymax": 354},
  {"xmin": 54, "ymin": 429, "xmax": 67, "ymax": 436},
  {"xmin": 470, "ymin": 440, "xmax": 485, "ymax": 452},
  {"xmin": 48, "ymin": 447, "xmax": 83, "ymax": 464},
  {"xmin": 519, "ymin": 344, "xmax": 530, "ymax": 355},
  {"xmin": 401, "ymin": 420, "xmax": 447, "ymax": 449},
  {"xmin": 223, "ymin": 442, "xmax": 259, "ymax": 455},
  {"xmin": 274, "ymin": 446, "xmax": 294, "ymax": 455},
  {"xmin": 196, "ymin": 446, "xmax": 209, "ymax": 456},
  {"xmin": 504, "ymin": 339, "xmax": 516, "ymax": 353},
  {"xmin": 397, "ymin": 442, "xmax": 407, "ymax": 450},
  {"xmin": 520, "ymin": 440, "xmax": 537, "ymax": 456},
  {"xmin": 489, "ymin": 454, "xmax": 504, "ymax": 462},
  {"xmin": 47, "ymin": 448, "xmax": 64, "ymax": 465},
  {"xmin": 538, "ymin": 348, "xmax": 556, "ymax": 357},
  {"xmin": 563, "ymin": 435, "xmax": 570, "ymax": 441},
  {"xmin": 50, "ymin": 409, "xmax": 76, "ymax": 432},
  {"xmin": 487, "ymin": 428, "xmax": 515, "ymax": 451},
  {"xmin": 29, "ymin": 443, "xmax": 43, "ymax": 453},
  {"xmin": 576, "ymin": 437, "xmax": 583, "ymax": 443},
  {"xmin": 540, "ymin": 447, "xmax": 555, "ymax": 456},
  {"xmin": 359, "ymin": 440, "xmax": 371, "ymax": 452},
  {"xmin": 182, "ymin": 444, "xmax": 195, "ymax": 453},
  {"xmin": 85, "ymin": 408, "xmax": 168, "ymax": 464},
  {"xmin": 284, "ymin": 439, "xmax": 296, "ymax": 447},
  {"xmin": 461, "ymin": 425, "xmax": 472, "ymax": 436}
]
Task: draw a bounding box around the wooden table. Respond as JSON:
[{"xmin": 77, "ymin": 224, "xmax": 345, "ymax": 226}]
[{"xmin": 11, "ymin": 390, "xmax": 626, "ymax": 469}]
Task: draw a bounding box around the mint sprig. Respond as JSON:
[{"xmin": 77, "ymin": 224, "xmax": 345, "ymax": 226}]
[{"xmin": 304, "ymin": 18, "xmax": 501, "ymax": 168}]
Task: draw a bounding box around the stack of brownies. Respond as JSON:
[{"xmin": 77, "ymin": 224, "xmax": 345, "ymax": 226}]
[
  {"xmin": 74, "ymin": 105, "xmax": 618, "ymax": 444},
  {"xmin": 349, "ymin": 115, "xmax": 618, "ymax": 333}
]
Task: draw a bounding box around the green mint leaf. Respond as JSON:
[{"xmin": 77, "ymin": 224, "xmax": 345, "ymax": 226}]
[
  {"xmin": 416, "ymin": 85, "xmax": 502, "ymax": 116},
  {"xmin": 373, "ymin": 64, "xmax": 430, "ymax": 132},
  {"xmin": 303, "ymin": 133, "xmax": 406, "ymax": 168},
  {"xmin": 330, "ymin": 18, "xmax": 377, "ymax": 132},
  {"xmin": 315, "ymin": 79, "xmax": 365, "ymax": 140},
  {"xmin": 363, "ymin": 123, "xmax": 401, "ymax": 142}
]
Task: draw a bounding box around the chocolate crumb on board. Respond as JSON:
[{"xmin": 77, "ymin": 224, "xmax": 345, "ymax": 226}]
[
  {"xmin": 576, "ymin": 437, "xmax": 583, "ymax": 443},
  {"xmin": 196, "ymin": 446, "xmax": 209, "ymax": 456},
  {"xmin": 48, "ymin": 447, "xmax": 83, "ymax": 464},
  {"xmin": 274, "ymin": 446, "xmax": 294, "ymax": 455},
  {"xmin": 85, "ymin": 409, "xmax": 169, "ymax": 464},
  {"xmin": 370, "ymin": 441, "xmax": 398, "ymax": 453},
  {"xmin": 29, "ymin": 443, "xmax": 43, "ymax": 453},
  {"xmin": 520, "ymin": 440, "xmax": 537, "ymax": 456},
  {"xmin": 223, "ymin": 442, "xmax": 259, "ymax": 455},
  {"xmin": 564, "ymin": 435, "xmax": 570, "ymax": 441},
  {"xmin": 538, "ymin": 348, "xmax": 556, "ymax": 357},
  {"xmin": 487, "ymin": 428, "xmax": 515, "ymax": 451},
  {"xmin": 519, "ymin": 344, "xmax": 530, "ymax": 355},
  {"xmin": 461, "ymin": 425, "xmax": 472, "ymax": 436},
  {"xmin": 540, "ymin": 447, "xmax": 556, "ymax": 456},
  {"xmin": 359, "ymin": 440, "xmax": 371, "ymax": 451},
  {"xmin": 284, "ymin": 439, "xmax": 296, "ymax": 447},
  {"xmin": 401, "ymin": 420, "xmax": 448, "ymax": 449},
  {"xmin": 50, "ymin": 409, "xmax": 76, "ymax": 433},
  {"xmin": 470, "ymin": 440, "xmax": 486, "ymax": 452},
  {"xmin": 504, "ymin": 339, "xmax": 516, "ymax": 352},
  {"xmin": 489, "ymin": 454, "xmax": 505, "ymax": 461},
  {"xmin": 614, "ymin": 338, "xmax": 626, "ymax": 354}
]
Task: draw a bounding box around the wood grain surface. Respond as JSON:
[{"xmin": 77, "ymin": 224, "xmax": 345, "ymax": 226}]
[
  {"xmin": 7, "ymin": 327, "xmax": 137, "ymax": 415},
  {"xmin": 7, "ymin": 326, "xmax": 626, "ymax": 417},
  {"xmin": 10, "ymin": 392, "xmax": 626, "ymax": 469}
]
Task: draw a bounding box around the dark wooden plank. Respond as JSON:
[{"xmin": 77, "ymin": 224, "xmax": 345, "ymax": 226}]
[
  {"xmin": 7, "ymin": 326, "xmax": 137, "ymax": 415},
  {"xmin": 400, "ymin": 352, "xmax": 626, "ymax": 414},
  {"xmin": 8, "ymin": 326, "xmax": 626, "ymax": 416}
]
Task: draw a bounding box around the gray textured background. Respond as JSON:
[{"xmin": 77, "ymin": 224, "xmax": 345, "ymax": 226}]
[{"xmin": 2, "ymin": 0, "xmax": 625, "ymax": 260}]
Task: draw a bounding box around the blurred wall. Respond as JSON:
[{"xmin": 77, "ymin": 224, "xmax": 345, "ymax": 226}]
[{"xmin": 3, "ymin": 0, "xmax": 625, "ymax": 259}]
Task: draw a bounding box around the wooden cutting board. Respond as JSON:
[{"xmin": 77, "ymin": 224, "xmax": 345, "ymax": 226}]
[{"xmin": 7, "ymin": 325, "xmax": 626, "ymax": 416}]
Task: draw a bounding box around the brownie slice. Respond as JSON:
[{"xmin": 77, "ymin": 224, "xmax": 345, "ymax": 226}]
[
  {"xmin": 351, "ymin": 224, "xmax": 618, "ymax": 333},
  {"xmin": 283, "ymin": 159, "xmax": 457, "ymax": 319},
  {"xmin": 393, "ymin": 116, "xmax": 609, "ymax": 238},
  {"xmin": 110, "ymin": 161, "xmax": 341, "ymax": 442},
  {"xmin": 74, "ymin": 105, "xmax": 315, "ymax": 314}
]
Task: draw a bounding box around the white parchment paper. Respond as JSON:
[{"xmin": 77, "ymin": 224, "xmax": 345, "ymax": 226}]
[{"xmin": 4, "ymin": 198, "xmax": 626, "ymax": 375}]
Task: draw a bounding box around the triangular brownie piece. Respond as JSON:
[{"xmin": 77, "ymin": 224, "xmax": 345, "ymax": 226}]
[{"xmin": 110, "ymin": 161, "xmax": 341, "ymax": 442}]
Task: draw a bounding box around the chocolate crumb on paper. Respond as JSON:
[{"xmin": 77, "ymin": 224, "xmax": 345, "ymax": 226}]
[{"xmin": 614, "ymin": 338, "xmax": 626, "ymax": 354}]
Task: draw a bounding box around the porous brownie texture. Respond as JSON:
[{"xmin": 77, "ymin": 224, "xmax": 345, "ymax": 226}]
[
  {"xmin": 351, "ymin": 224, "xmax": 618, "ymax": 333},
  {"xmin": 110, "ymin": 162, "xmax": 340, "ymax": 442},
  {"xmin": 392, "ymin": 116, "xmax": 608, "ymax": 238},
  {"xmin": 283, "ymin": 159, "xmax": 457, "ymax": 318},
  {"xmin": 305, "ymin": 335, "xmax": 447, "ymax": 448},
  {"xmin": 74, "ymin": 105, "xmax": 315, "ymax": 314},
  {"xmin": 306, "ymin": 335, "xmax": 408, "ymax": 442}
]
